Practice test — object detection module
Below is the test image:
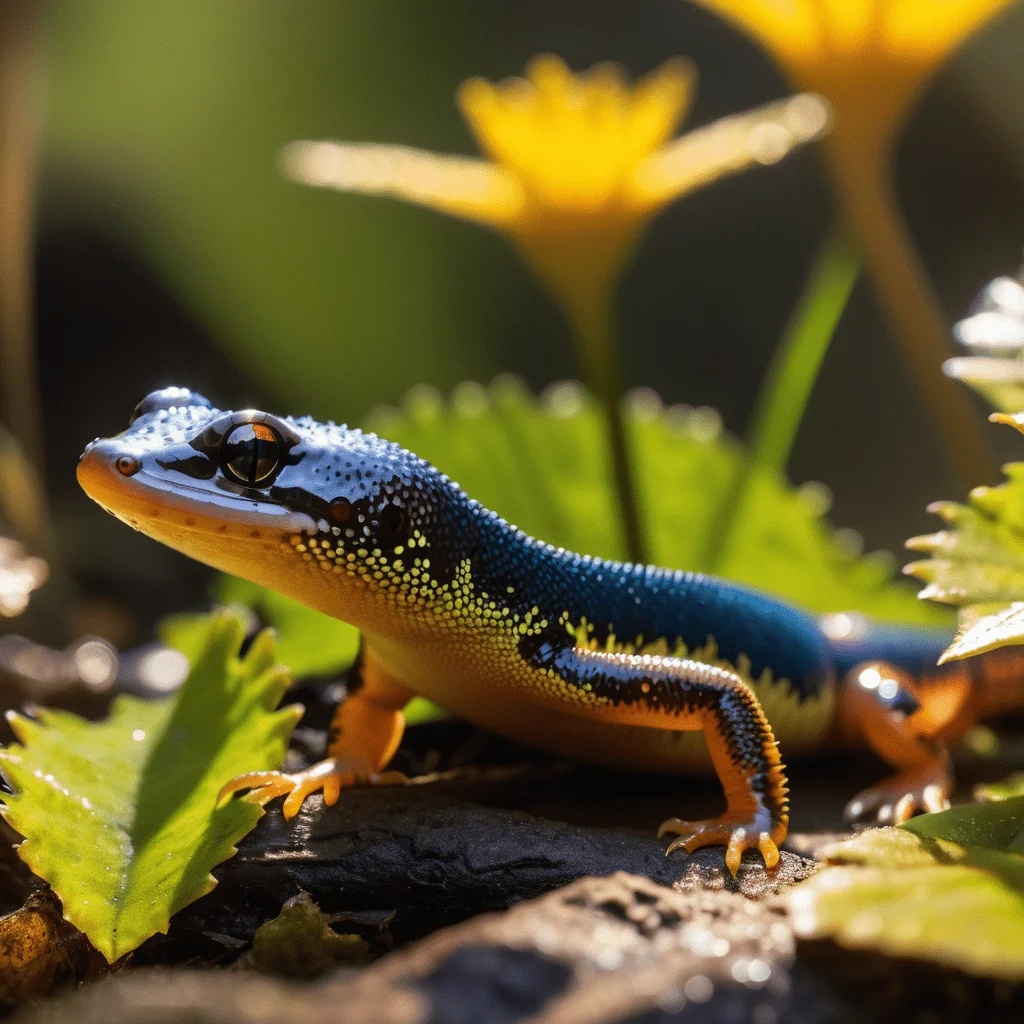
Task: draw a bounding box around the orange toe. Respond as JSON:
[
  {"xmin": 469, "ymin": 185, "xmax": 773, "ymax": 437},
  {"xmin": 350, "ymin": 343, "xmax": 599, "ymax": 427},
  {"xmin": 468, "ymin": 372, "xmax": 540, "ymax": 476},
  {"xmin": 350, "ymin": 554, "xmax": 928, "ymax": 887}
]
[{"xmin": 659, "ymin": 812, "xmax": 783, "ymax": 878}]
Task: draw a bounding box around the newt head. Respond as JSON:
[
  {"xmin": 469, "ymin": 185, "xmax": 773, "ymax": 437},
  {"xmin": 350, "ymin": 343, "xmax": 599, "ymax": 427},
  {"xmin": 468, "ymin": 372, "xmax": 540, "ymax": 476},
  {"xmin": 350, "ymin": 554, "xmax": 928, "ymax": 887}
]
[{"xmin": 77, "ymin": 387, "xmax": 470, "ymax": 629}]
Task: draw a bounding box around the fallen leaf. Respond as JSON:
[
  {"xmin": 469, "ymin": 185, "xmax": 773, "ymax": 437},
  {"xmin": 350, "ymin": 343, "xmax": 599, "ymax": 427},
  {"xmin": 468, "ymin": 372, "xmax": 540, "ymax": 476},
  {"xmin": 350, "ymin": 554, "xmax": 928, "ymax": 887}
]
[
  {"xmin": 0, "ymin": 614, "xmax": 302, "ymax": 961},
  {"xmin": 788, "ymin": 806, "xmax": 1024, "ymax": 980},
  {"xmin": 243, "ymin": 891, "xmax": 370, "ymax": 977}
]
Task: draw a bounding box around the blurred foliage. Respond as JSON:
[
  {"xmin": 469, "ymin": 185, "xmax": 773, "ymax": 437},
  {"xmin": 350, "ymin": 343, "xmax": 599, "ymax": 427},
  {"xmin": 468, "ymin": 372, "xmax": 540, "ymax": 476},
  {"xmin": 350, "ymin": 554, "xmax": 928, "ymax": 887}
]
[
  {"xmin": 789, "ymin": 802, "xmax": 1024, "ymax": 980},
  {"xmin": 282, "ymin": 50, "xmax": 829, "ymax": 563},
  {"xmin": 906, "ymin": 412, "xmax": 1024, "ymax": 660},
  {"xmin": 976, "ymin": 773, "xmax": 1024, "ymax": 802},
  {"xmin": 946, "ymin": 272, "xmax": 1024, "ymax": 414},
  {"xmin": 216, "ymin": 576, "xmax": 360, "ymax": 679},
  {"xmin": 43, "ymin": 2, "xmax": 501, "ymax": 418},
  {"xmin": 0, "ymin": 614, "xmax": 300, "ymax": 962},
  {"xmin": 242, "ymin": 892, "xmax": 371, "ymax": 977}
]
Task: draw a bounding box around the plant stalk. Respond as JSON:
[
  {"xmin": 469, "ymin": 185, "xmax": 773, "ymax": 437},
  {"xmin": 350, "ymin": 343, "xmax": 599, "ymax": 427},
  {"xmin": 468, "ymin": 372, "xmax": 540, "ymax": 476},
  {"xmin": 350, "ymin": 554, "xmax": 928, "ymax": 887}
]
[
  {"xmin": 824, "ymin": 132, "xmax": 996, "ymax": 488},
  {"xmin": 701, "ymin": 223, "xmax": 860, "ymax": 572},
  {"xmin": 566, "ymin": 296, "xmax": 645, "ymax": 565},
  {"xmin": 747, "ymin": 225, "xmax": 861, "ymax": 474}
]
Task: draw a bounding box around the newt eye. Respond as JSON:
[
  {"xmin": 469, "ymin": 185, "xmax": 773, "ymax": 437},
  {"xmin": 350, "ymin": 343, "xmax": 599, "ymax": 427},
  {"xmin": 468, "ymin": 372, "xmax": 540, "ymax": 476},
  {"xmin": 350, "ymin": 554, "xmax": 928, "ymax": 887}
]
[{"xmin": 219, "ymin": 422, "xmax": 282, "ymax": 487}]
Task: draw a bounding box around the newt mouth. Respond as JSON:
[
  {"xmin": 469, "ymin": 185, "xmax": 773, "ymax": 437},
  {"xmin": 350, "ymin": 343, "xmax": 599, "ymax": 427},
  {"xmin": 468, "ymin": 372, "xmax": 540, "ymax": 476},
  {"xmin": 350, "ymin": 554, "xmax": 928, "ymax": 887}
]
[{"xmin": 77, "ymin": 439, "xmax": 316, "ymax": 536}]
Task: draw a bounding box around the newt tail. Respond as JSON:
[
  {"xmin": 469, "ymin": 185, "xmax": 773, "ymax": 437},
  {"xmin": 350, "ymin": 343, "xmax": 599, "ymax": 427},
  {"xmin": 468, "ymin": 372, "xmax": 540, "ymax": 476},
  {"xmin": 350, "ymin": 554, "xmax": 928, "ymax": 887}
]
[{"xmin": 76, "ymin": 388, "xmax": 1024, "ymax": 876}]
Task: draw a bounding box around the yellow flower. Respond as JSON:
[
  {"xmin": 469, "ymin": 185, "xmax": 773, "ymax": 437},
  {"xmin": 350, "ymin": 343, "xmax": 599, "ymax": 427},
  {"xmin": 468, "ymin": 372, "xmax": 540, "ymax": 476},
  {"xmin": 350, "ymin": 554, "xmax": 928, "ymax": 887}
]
[
  {"xmin": 690, "ymin": 0, "xmax": 1013, "ymax": 154},
  {"xmin": 283, "ymin": 55, "xmax": 829, "ymax": 564},
  {"xmin": 687, "ymin": 0, "xmax": 1015, "ymax": 485},
  {"xmin": 283, "ymin": 55, "xmax": 828, "ymax": 369}
]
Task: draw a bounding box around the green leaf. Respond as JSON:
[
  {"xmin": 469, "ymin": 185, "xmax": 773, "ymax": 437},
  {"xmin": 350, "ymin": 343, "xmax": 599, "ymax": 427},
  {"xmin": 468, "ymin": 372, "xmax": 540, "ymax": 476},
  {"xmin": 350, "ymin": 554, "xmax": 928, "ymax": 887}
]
[
  {"xmin": 0, "ymin": 613, "xmax": 302, "ymax": 962},
  {"xmin": 788, "ymin": 823, "xmax": 1024, "ymax": 980},
  {"xmin": 243, "ymin": 892, "xmax": 371, "ymax": 976},
  {"xmin": 938, "ymin": 602, "xmax": 1024, "ymax": 663},
  {"xmin": 901, "ymin": 795, "xmax": 1024, "ymax": 851},
  {"xmin": 216, "ymin": 576, "xmax": 361, "ymax": 679},
  {"xmin": 363, "ymin": 379, "xmax": 945, "ymax": 622},
  {"xmin": 975, "ymin": 773, "xmax": 1024, "ymax": 803},
  {"xmin": 402, "ymin": 696, "xmax": 452, "ymax": 726},
  {"xmin": 906, "ymin": 413, "xmax": 1024, "ymax": 660}
]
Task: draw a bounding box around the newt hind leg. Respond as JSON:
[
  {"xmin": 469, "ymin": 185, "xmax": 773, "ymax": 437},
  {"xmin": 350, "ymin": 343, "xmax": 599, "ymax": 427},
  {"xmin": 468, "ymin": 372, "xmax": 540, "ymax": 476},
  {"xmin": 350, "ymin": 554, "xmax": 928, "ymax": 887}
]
[
  {"xmin": 219, "ymin": 644, "xmax": 412, "ymax": 819},
  {"xmin": 546, "ymin": 645, "xmax": 789, "ymax": 876},
  {"xmin": 840, "ymin": 661, "xmax": 959, "ymax": 824},
  {"xmin": 655, "ymin": 664, "xmax": 789, "ymax": 876}
]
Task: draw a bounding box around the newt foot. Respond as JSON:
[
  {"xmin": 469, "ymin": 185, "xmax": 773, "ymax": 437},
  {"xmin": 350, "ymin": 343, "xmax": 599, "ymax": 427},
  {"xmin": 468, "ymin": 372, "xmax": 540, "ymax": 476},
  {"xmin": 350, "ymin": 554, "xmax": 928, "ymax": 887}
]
[
  {"xmin": 218, "ymin": 757, "xmax": 408, "ymax": 820},
  {"xmin": 843, "ymin": 762, "xmax": 951, "ymax": 825},
  {"xmin": 658, "ymin": 813, "xmax": 782, "ymax": 878}
]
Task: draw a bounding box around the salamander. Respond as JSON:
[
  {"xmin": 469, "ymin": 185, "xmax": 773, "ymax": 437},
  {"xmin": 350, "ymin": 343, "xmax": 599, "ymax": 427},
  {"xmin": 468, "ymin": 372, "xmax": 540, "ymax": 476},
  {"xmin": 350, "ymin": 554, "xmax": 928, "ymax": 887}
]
[{"xmin": 76, "ymin": 387, "xmax": 1024, "ymax": 875}]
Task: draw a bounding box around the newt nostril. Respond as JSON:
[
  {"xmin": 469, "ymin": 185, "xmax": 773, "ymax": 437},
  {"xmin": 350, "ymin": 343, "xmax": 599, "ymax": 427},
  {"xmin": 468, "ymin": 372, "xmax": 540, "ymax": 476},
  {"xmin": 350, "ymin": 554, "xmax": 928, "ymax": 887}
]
[{"xmin": 116, "ymin": 455, "xmax": 140, "ymax": 476}]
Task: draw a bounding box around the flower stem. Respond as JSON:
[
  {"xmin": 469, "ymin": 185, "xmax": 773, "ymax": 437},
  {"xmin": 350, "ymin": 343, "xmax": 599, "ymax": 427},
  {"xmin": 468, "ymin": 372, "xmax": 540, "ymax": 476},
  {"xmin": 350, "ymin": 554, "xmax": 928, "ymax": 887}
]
[
  {"xmin": 748, "ymin": 224, "xmax": 860, "ymax": 475},
  {"xmin": 701, "ymin": 223, "xmax": 860, "ymax": 572},
  {"xmin": 567, "ymin": 297, "xmax": 646, "ymax": 566},
  {"xmin": 826, "ymin": 138, "xmax": 997, "ymax": 488}
]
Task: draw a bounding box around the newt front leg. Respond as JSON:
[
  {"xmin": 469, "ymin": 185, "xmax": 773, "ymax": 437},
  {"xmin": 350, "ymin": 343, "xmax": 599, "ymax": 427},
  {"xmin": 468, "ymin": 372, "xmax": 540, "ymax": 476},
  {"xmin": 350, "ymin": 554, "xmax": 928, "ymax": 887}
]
[{"xmin": 220, "ymin": 645, "xmax": 411, "ymax": 818}]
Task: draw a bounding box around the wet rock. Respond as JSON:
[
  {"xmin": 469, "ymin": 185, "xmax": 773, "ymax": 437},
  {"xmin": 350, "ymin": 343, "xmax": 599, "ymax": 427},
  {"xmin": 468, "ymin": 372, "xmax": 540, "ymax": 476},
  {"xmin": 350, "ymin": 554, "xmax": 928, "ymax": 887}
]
[
  {"xmin": 155, "ymin": 787, "xmax": 814, "ymax": 956},
  {"xmin": 17, "ymin": 873, "xmax": 836, "ymax": 1024},
  {"xmin": 19, "ymin": 872, "xmax": 1024, "ymax": 1023}
]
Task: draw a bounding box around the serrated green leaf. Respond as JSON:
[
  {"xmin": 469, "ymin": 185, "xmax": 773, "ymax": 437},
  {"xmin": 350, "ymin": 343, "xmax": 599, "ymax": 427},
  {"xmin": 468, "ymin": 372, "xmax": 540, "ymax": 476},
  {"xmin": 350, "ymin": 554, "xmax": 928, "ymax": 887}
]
[
  {"xmin": 0, "ymin": 613, "xmax": 302, "ymax": 962},
  {"xmin": 906, "ymin": 413, "xmax": 1024, "ymax": 660},
  {"xmin": 217, "ymin": 576, "xmax": 360, "ymax": 679},
  {"xmin": 170, "ymin": 582, "xmax": 452, "ymax": 727},
  {"xmin": 789, "ymin": 820, "xmax": 1024, "ymax": 980},
  {"xmin": 158, "ymin": 607, "xmax": 248, "ymax": 666},
  {"xmin": 938, "ymin": 602, "xmax": 1024, "ymax": 663}
]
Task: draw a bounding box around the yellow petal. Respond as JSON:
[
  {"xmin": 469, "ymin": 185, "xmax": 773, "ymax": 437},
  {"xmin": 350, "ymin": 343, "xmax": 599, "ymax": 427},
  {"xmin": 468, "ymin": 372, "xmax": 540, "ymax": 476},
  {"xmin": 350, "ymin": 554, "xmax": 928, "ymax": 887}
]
[
  {"xmin": 630, "ymin": 93, "xmax": 831, "ymax": 208},
  {"xmin": 279, "ymin": 140, "xmax": 524, "ymax": 227},
  {"xmin": 458, "ymin": 56, "xmax": 694, "ymax": 209},
  {"xmin": 885, "ymin": 0, "xmax": 1016, "ymax": 61},
  {"xmin": 622, "ymin": 58, "xmax": 697, "ymax": 162},
  {"xmin": 688, "ymin": 0, "xmax": 819, "ymax": 61}
]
